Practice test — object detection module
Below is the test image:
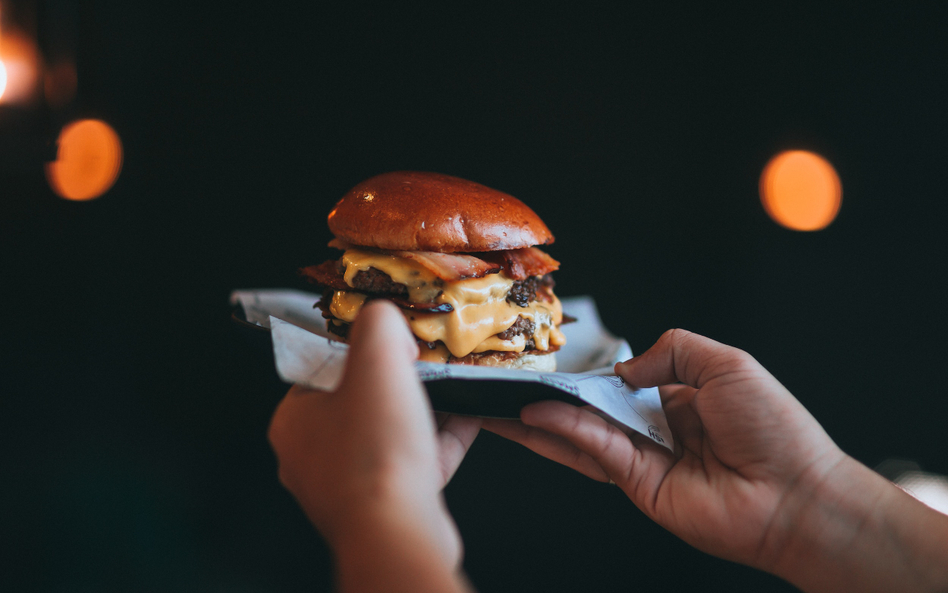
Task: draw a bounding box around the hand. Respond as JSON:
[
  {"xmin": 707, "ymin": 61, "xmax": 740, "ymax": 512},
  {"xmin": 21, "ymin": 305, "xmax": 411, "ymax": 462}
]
[
  {"xmin": 483, "ymin": 328, "xmax": 844, "ymax": 569},
  {"xmin": 268, "ymin": 300, "xmax": 481, "ymax": 571},
  {"xmin": 485, "ymin": 329, "xmax": 948, "ymax": 592}
]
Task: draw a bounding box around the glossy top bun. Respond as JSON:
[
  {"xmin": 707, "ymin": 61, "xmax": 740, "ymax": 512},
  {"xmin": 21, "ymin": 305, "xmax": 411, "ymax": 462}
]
[{"xmin": 327, "ymin": 171, "xmax": 554, "ymax": 253}]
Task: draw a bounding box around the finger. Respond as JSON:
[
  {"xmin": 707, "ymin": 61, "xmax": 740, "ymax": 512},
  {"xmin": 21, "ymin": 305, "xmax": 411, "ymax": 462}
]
[
  {"xmin": 436, "ymin": 414, "xmax": 482, "ymax": 486},
  {"xmin": 519, "ymin": 401, "xmax": 675, "ymax": 502},
  {"xmin": 340, "ymin": 300, "xmax": 425, "ymax": 413},
  {"xmin": 267, "ymin": 385, "xmax": 329, "ymax": 488},
  {"xmin": 267, "ymin": 384, "xmax": 323, "ymax": 449},
  {"xmin": 658, "ymin": 384, "xmax": 703, "ymax": 458},
  {"xmin": 658, "ymin": 383, "xmax": 695, "ymax": 404},
  {"xmin": 481, "ymin": 417, "xmax": 611, "ymax": 482},
  {"xmin": 615, "ymin": 328, "xmax": 753, "ymax": 390}
]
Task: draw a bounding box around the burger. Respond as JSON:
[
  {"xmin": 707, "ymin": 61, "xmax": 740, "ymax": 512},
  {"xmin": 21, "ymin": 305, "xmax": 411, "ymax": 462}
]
[{"xmin": 300, "ymin": 171, "xmax": 567, "ymax": 371}]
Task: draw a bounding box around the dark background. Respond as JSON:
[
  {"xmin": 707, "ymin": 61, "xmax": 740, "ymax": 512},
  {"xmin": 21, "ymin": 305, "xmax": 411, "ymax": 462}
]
[{"xmin": 3, "ymin": 2, "xmax": 947, "ymax": 591}]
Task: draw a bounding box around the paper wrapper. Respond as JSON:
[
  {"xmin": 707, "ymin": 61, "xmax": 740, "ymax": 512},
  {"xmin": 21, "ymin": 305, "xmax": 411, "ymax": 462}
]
[{"xmin": 230, "ymin": 289, "xmax": 673, "ymax": 451}]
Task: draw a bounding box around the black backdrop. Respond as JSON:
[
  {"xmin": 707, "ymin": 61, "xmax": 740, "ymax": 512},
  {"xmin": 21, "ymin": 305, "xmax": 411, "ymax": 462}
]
[{"xmin": 3, "ymin": 2, "xmax": 948, "ymax": 591}]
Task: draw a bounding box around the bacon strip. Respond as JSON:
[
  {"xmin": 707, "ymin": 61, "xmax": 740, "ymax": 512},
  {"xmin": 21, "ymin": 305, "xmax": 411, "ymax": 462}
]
[
  {"xmin": 299, "ymin": 261, "xmax": 349, "ymax": 291},
  {"xmin": 393, "ymin": 250, "xmax": 501, "ymax": 282},
  {"xmin": 326, "ymin": 240, "xmax": 557, "ymax": 282},
  {"xmin": 330, "ymin": 239, "xmax": 502, "ymax": 282},
  {"xmin": 481, "ymin": 247, "xmax": 560, "ymax": 281},
  {"xmin": 327, "ymin": 238, "xmax": 352, "ymax": 250}
]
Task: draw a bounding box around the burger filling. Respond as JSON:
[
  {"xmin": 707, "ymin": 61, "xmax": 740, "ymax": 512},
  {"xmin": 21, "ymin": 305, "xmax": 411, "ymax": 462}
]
[{"xmin": 302, "ymin": 246, "xmax": 567, "ymax": 364}]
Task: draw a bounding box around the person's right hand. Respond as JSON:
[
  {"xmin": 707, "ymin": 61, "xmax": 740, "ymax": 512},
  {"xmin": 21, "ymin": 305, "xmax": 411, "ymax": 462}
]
[
  {"xmin": 484, "ymin": 329, "xmax": 847, "ymax": 571},
  {"xmin": 485, "ymin": 329, "xmax": 948, "ymax": 592}
]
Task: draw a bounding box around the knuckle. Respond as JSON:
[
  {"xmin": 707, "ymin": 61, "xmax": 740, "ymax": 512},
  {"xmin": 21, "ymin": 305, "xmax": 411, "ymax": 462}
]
[
  {"xmin": 662, "ymin": 327, "xmax": 693, "ymax": 345},
  {"xmin": 266, "ymin": 422, "xmax": 280, "ymax": 449},
  {"xmin": 266, "ymin": 411, "xmax": 285, "ymax": 448},
  {"xmin": 721, "ymin": 347, "xmax": 759, "ymax": 374},
  {"xmin": 275, "ymin": 464, "xmax": 291, "ymax": 489}
]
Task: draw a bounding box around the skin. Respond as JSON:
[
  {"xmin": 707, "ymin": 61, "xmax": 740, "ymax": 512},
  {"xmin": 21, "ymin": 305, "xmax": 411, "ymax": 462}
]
[
  {"xmin": 482, "ymin": 329, "xmax": 948, "ymax": 593},
  {"xmin": 268, "ymin": 300, "xmax": 479, "ymax": 593},
  {"xmin": 269, "ymin": 307, "xmax": 948, "ymax": 593}
]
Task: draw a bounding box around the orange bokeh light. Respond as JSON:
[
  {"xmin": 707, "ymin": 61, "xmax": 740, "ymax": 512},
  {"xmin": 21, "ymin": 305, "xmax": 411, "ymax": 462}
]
[
  {"xmin": 46, "ymin": 119, "xmax": 124, "ymax": 201},
  {"xmin": 0, "ymin": 28, "xmax": 41, "ymax": 104},
  {"xmin": 0, "ymin": 59, "xmax": 7, "ymax": 99},
  {"xmin": 760, "ymin": 150, "xmax": 842, "ymax": 231}
]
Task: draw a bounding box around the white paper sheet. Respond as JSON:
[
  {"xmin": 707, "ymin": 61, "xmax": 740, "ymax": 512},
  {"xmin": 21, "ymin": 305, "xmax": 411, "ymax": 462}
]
[{"xmin": 230, "ymin": 289, "xmax": 673, "ymax": 451}]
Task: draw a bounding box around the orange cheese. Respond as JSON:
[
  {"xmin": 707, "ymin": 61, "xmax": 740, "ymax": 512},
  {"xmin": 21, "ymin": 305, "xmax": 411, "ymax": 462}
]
[{"xmin": 329, "ymin": 248, "xmax": 566, "ymax": 360}]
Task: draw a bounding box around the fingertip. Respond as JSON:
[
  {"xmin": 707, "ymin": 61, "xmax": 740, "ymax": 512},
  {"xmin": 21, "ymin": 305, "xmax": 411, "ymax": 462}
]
[
  {"xmin": 614, "ymin": 357, "xmax": 647, "ymax": 388},
  {"xmin": 350, "ymin": 298, "xmax": 400, "ymax": 333},
  {"xmin": 349, "ymin": 299, "xmax": 418, "ymax": 361},
  {"xmin": 338, "ymin": 299, "xmax": 426, "ymax": 403}
]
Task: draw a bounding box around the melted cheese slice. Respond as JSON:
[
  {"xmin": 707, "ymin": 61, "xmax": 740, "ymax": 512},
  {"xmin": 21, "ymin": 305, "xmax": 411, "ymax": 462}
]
[
  {"xmin": 330, "ymin": 248, "xmax": 566, "ymax": 362},
  {"xmin": 341, "ymin": 248, "xmax": 444, "ymax": 303}
]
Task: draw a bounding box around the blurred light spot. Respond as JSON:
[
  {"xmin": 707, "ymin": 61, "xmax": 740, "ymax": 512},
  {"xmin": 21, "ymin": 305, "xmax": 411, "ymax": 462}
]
[
  {"xmin": 760, "ymin": 150, "xmax": 842, "ymax": 231},
  {"xmin": 0, "ymin": 28, "xmax": 41, "ymax": 104},
  {"xmin": 44, "ymin": 60, "xmax": 77, "ymax": 108},
  {"xmin": 0, "ymin": 59, "xmax": 7, "ymax": 100},
  {"xmin": 46, "ymin": 119, "xmax": 124, "ymax": 201},
  {"xmin": 896, "ymin": 471, "xmax": 948, "ymax": 516}
]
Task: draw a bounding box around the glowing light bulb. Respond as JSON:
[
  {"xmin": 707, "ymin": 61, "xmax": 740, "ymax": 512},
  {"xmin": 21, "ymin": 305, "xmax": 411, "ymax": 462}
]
[
  {"xmin": 760, "ymin": 150, "xmax": 842, "ymax": 231},
  {"xmin": 46, "ymin": 119, "xmax": 124, "ymax": 201}
]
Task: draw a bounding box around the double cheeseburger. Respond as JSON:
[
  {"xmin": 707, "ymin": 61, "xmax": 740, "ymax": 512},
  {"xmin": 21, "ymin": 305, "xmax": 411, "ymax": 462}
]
[{"xmin": 300, "ymin": 171, "xmax": 567, "ymax": 371}]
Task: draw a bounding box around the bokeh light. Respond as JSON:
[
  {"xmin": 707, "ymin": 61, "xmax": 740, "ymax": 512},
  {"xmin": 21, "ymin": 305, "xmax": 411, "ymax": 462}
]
[
  {"xmin": 0, "ymin": 27, "xmax": 41, "ymax": 104},
  {"xmin": 760, "ymin": 150, "xmax": 842, "ymax": 231},
  {"xmin": 0, "ymin": 59, "xmax": 7, "ymax": 99},
  {"xmin": 897, "ymin": 471, "xmax": 948, "ymax": 516},
  {"xmin": 46, "ymin": 119, "xmax": 124, "ymax": 201}
]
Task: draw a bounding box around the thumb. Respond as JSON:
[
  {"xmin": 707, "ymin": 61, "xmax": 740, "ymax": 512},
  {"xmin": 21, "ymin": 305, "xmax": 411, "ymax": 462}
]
[{"xmin": 615, "ymin": 328, "xmax": 741, "ymax": 391}]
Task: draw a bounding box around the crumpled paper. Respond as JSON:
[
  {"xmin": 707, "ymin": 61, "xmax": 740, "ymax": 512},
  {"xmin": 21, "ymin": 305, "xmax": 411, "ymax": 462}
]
[{"xmin": 230, "ymin": 289, "xmax": 673, "ymax": 451}]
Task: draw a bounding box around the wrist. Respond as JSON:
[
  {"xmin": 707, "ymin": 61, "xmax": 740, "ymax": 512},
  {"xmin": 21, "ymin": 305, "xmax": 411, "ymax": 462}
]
[
  {"xmin": 767, "ymin": 454, "xmax": 948, "ymax": 593},
  {"xmin": 331, "ymin": 491, "xmax": 452, "ymax": 558},
  {"xmin": 330, "ymin": 494, "xmax": 466, "ymax": 593}
]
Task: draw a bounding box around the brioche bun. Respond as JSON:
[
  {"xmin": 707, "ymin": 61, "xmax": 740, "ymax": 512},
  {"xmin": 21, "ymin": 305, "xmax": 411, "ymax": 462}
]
[
  {"xmin": 327, "ymin": 171, "xmax": 554, "ymax": 253},
  {"xmin": 451, "ymin": 350, "xmax": 558, "ymax": 372}
]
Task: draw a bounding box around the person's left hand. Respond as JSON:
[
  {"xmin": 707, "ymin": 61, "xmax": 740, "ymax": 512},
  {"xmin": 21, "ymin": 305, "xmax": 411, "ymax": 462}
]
[{"xmin": 268, "ymin": 300, "xmax": 481, "ymax": 567}]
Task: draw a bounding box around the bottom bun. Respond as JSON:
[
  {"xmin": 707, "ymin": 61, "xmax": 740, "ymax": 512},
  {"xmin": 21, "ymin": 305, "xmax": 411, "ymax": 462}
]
[{"xmin": 450, "ymin": 350, "xmax": 557, "ymax": 372}]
